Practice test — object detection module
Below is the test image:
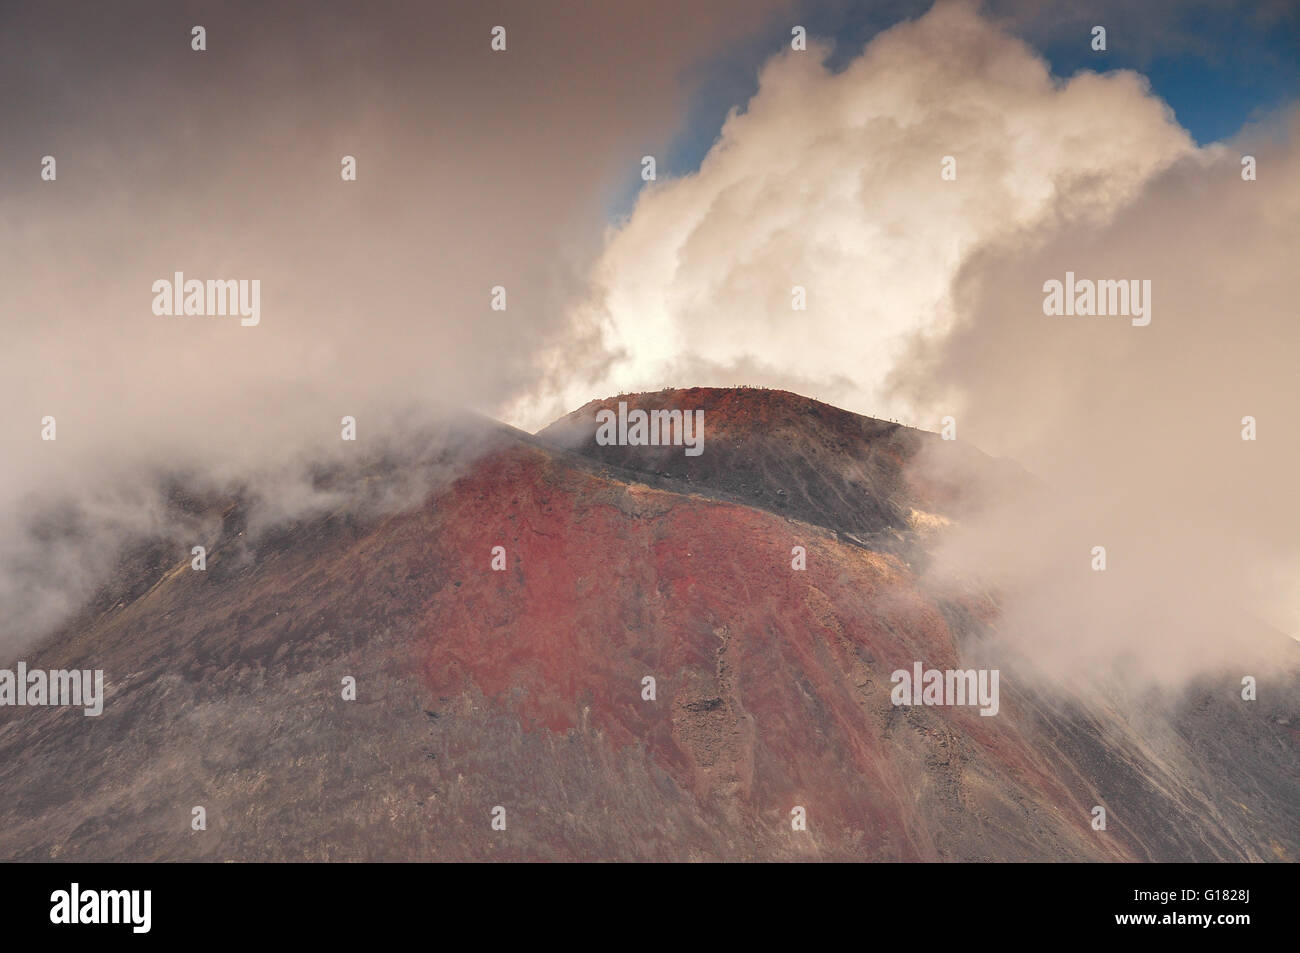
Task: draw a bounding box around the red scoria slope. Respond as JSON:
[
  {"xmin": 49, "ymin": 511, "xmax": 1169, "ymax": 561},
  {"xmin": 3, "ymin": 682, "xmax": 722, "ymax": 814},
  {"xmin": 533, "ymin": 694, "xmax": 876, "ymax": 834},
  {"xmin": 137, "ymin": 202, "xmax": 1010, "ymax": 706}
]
[
  {"xmin": 0, "ymin": 389, "xmax": 1294, "ymax": 861},
  {"xmin": 414, "ymin": 441, "xmax": 1129, "ymax": 860}
]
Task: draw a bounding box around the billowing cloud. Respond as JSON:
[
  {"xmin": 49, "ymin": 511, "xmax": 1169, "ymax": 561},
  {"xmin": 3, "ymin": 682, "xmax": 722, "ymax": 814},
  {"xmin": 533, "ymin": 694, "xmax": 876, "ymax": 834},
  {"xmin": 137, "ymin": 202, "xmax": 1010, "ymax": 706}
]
[
  {"xmin": 528, "ymin": 0, "xmax": 1299, "ymax": 681},
  {"xmin": 522, "ymin": 0, "xmax": 1195, "ymax": 428}
]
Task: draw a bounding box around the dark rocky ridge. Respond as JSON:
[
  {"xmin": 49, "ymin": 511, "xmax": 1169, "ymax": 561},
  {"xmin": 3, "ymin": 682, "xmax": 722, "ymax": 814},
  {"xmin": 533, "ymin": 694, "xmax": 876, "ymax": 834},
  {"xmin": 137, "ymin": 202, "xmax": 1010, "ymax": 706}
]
[{"xmin": 537, "ymin": 387, "xmax": 1036, "ymax": 554}]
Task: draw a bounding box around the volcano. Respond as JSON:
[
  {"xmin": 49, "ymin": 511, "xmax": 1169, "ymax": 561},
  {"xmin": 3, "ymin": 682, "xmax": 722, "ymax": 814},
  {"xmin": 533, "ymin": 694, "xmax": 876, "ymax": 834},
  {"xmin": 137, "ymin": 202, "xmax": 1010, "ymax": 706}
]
[{"xmin": 0, "ymin": 388, "xmax": 1295, "ymax": 861}]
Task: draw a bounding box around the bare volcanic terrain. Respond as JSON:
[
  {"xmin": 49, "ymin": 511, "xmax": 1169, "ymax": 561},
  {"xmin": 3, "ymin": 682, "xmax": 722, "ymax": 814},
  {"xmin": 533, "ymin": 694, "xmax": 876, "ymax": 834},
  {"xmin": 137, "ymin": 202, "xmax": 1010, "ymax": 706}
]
[{"xmin": 0, "ymin": 388, "xmax": 1295, "ymax": 861}]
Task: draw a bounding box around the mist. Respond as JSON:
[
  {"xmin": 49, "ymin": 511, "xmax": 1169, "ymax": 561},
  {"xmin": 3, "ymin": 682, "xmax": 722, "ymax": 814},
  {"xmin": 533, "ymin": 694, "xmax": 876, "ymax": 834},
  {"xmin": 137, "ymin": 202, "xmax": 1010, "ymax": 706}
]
[
  {"xmin": 892, "ymin": 111, "xmax": 1300, "ymax": 686},
  {"xmin": 0, "ymin": 0, "xmax": 793, "ymax": 654}
]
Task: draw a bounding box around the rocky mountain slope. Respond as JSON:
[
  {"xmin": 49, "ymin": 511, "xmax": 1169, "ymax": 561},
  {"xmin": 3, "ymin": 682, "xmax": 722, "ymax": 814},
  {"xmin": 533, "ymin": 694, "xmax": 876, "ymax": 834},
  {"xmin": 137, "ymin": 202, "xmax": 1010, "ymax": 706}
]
[{"xmin": 0, "ymin": 389, "xmax": 1294, "ymax": 861}]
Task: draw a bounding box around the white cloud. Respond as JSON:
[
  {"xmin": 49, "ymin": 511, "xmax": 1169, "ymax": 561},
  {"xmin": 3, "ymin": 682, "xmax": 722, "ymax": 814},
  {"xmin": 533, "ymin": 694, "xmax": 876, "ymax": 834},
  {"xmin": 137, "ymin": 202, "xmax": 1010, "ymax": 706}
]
[{"xmin": 523, "ymin": 0, "xmax": 1195, "ymax": 429}]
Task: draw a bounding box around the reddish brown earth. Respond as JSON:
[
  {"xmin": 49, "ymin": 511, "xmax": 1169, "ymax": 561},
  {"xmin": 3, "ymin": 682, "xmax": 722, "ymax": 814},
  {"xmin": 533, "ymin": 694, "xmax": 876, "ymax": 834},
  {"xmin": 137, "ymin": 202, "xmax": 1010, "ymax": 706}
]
[{"xmin": 0, "ymin": 388, "xmax": 1295, "ymax": 861}]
